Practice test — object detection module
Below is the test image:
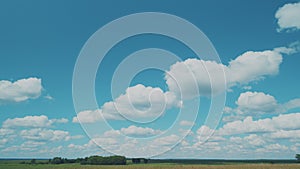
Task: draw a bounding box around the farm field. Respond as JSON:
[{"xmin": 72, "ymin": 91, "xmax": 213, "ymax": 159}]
[{"xmin": 0, "ymin": 163, "xmax": 299, "ymax": 169}]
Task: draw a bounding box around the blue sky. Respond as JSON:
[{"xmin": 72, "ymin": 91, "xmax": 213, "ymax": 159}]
[{"xmin": 0, "ymin": 0, "xmax": 300, "ymax": 159}]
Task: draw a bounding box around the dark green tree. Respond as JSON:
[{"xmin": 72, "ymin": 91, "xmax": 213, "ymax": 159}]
[
  {"xmin": 132, "ymin": 158, "xmax": 141, "ymax": 164},
  {"xmin": 30, "ymin": 159, "xmax": 36, "ymax": 164},
  {"xmin": 80, "ymin": 155, "xmax": 126, "ymax": 165},
  {"xmin": 296, "ymin": 154, "xmax": 300, "ymax": 162},
  {"xmin": 144, "ymin": 158, "xmax": 149, "ymax": 164},
  {"xmin": 51, "ymin": 157, "xmax": 64, "ymax": 164}
]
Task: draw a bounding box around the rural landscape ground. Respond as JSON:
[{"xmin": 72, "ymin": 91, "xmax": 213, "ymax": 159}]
[
  {"xmin": 0, "ymin": 159, "xmax": 299, "ymax": 169},
  {"xmin": 0, "ymin": 163, "xmax": 299, "ymax": 169}
]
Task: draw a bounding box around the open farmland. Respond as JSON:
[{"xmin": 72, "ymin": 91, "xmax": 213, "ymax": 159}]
[{"xmin": 0, "ymin": 163, "xmax": 299, "ymax": 169}]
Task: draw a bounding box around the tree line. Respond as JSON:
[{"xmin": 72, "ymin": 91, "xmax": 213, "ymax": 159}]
[
  {"xmin": 80, "ymin": 156, "xmax": 126, "ymax": 165},
  {"xmin": 21, "ymin": 155, "xmax": 127, "ymax": 165},
  {"xmin": 49, "ymin": 156, "xmax": 126, "ymax": 165},
  {"xmin": 21, "ymin": 154, "xmax": 300, "ymax": 165}
]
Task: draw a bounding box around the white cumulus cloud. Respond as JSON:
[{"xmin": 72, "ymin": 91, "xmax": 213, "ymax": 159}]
[
  {"xmin": 72, "ymin": 109, "xmax": 121, "ymax": 123},
  {"xmin": 102, "ymin": 84, "xmax": 180, "ymax": 121},
  {"xmin": 120, "ymin": 125, "xmax": 162, "ymax": 137},
  {"xmin": 236, "ymin": 91, "xmax": 278, "ymax": 113},
  {"xmin": 73, "ymin": 43, "xmax": 300, "ymax": 124},
  {"xmin": 227, "ymin": 50, "xmax": 282, "ymax": 86},
  {"xmin": 20, "ymin": 128, "xmax": 81, "ymax": 141},
  {"xmin": 284, "ymin": 98, "xmax": 300, "ymax": 110},
  {"xmin": 269, "ymin": 130, "xmax": 300, "ymax": 139},
  {"xmin": 222, "ymin": 91, "xmax": 300, "ymax": 122},
  {"xmin": 275, "ymin": 2, "xmax": 300, "ymax": 31},
  {"xmin": 0, "ymin": 77, "xmax": 43, "ymax": 103},
  {"xmin": 73, "ymin": 84, "xmax": 181, "ymax": 123},
  {"xmin": 230, "ymin": 134, "xmax": 266, "ymax": 147},
  {"xmin": 152, "ymin": 134, "xmax": 180, "ymax": 146},
  {"xmin": 219, "ymin": 112, "xmax": 300, "ymax": 135},
  {"xmin": 165, "ymin": 59, "xmax": 227, "ymax": 99},
  {"xmin": 165, "ymin": 45, "xmax": 295, "ymax": 99},
  {"xmin": 179, "ymin": 120, "xmax": 195, "ymax": 127},
  {"xmin": 3, "ymin": 115, "xmax": 68, "ymax": 128}
]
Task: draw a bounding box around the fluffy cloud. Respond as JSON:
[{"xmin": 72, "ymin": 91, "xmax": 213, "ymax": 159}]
[
  {"xmin": 73, "ymin": 84, "xmax": 181, "ymax": 123},
  {"xmin": 196, "ymin": 125, "xmax": 224, "ymax": 143},
  {"xmin": 152, "ymin": 134, "xmax": 180, "ymax": 147},
  {"xmin": 3, "ymin": 115, "xmax": 68, "ymax": 128},
  {"xmin": 20, "ymin": 128, "xmax": 81, "ymax": 141},
  {"xmin": 236, "ymin": 91, "xmax": 278, "ymax": 113},
  {"xmin": 0, "ymin": 77, "xmax": 43, "ymax": 103},
  {"xmin": 120, "ymin": 125, "xmax": 162, "ymax": 137},
  {"xmin": 219, "ymin": 112, "xmax": 300, "ymax": 135},
  {"xmin": 75, "ymin": 44, "xmax": 299, "ymax": 122},
  {"xmin": 72, "ymin": 109, "xmax": 121, "ymax": 123},
  {"xmin": 165, "ymin": 46, "xmax": 295, "ymax": 98},
  {"xmin": 284, "ymin": 98, "xmax": 300, "ymax": 110},
  {"xmin": 103, "ymin": 130, "xmax": 122, "ymax": 138},
  {"xmin": 223, "ymin": 91, "xmax": 300, "ymax": 122},
  {"xmin": 20, "ymin": 141, "xmax": 46, "ymax": 149},
  {"xmin": 256, "ymin": 143, "xmax": 289, "ymax": 153},
  {"xmin": 72, "ymin": 126, "xmax": 181, "ymax": 157},
  {"xmin": 174, "ymin": 121, "xmax": 298, "ymax": 158},
  {"xmin": 90, "ymin": 125, "xmax": 162, "ymax": 139},
  {"xmin": 275, "ymin": 2, "xmax": 300, "ymax": 31},
  {"xmin": 196, "ymin": 126, "xmax": 214, "ymax": 138},
  {"xmin": 0, "ymin": 128, "xmax": 16, "ymax": 145},
  {"xmin": 274, "ymin": 41, "xmax": 300, "ymax": 55},
  {"xmin": 179, "ymin": 120, "xmax": 195, "ymax": 127},
  {"xmin": 0, "ymin": 128, "xmax": 14, "ymax": 136},
  {"xmin": 92, "ymin": 137, "xmax": 119, "ymax": 148},
  {"xmin": 230, "ymin": 134, "xmax": 266, "ymax": 147},
  {"xmin": 71, "ymin": 125, "xmax": 171, "ymax": 156},
  {"xmin": 269, "ymin": 130, "xmax": 300, "ymax": 139},
  {"xmin": 68, "ymin": 139, "xmax": 100, "ymax": 151},
  {"xmin": 227, "ymin": 50, "xmax": 282, "ymax": 86},
  {"xmin": 165, "ymin": 59, "xmax": 227, "ymax": 99},
  {"xmin": 0, "ymin": 138, "xmax": 8, "ymax": 146},
  {"xmin": 196, "ymin": 125, "xmax": 215, "ymax": 143},
  {"xmin": 222, "ymin": 106, "xmax": 245, "ymax": 122},
  {"xmin": 192, "ymin": 141, "xmax": 221, "ymax": 152},
  {"xmin": 102, "ymin": 84, "xmax": 180, "ymax": 122}
]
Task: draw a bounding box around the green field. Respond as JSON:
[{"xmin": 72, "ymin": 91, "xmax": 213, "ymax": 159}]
[{"xmin": 0, "ymin": 163, "xmax": 299, "ymax": 169}]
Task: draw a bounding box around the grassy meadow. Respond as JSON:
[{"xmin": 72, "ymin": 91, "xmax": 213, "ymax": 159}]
[{"xmin": 0, "ymin": 161, "xmax": 299, "ymax": 169}]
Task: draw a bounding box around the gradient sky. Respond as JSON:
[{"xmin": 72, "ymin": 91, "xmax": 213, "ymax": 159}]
[{"xmin": 0, "ymin": 0, "xmax": 300, "ymax": 159}]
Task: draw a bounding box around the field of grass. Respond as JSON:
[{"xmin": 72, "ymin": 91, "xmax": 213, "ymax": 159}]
[{"xmin": 0, "ymin": 163, "xmax": 299, "ymax": 169}]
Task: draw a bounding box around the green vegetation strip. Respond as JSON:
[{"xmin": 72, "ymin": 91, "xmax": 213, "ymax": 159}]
[{"xmin": 0, "ymin": 163, "xmax": 300, "ymax": 169}]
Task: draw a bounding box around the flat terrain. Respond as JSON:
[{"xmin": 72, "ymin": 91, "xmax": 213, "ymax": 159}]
[{"xmin": 0, "ymin": 163, "xmax": 299, "ymax": 169}]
